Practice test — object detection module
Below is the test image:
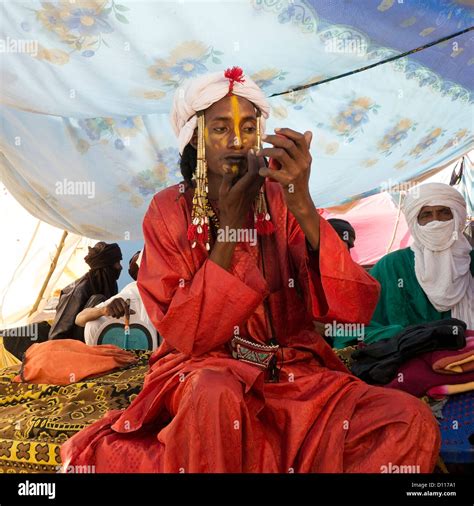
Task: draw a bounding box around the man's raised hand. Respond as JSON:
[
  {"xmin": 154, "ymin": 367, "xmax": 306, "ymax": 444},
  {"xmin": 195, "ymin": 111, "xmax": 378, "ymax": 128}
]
[{"xmin": 257, "ymin": 128, "xmax": 314, "ymax": 215}]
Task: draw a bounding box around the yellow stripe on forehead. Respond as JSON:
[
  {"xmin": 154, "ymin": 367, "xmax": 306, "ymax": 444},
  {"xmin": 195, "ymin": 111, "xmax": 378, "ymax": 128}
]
[{"xmin": 230, "ymin": 95, "xmax": 242, "ymax": 145}]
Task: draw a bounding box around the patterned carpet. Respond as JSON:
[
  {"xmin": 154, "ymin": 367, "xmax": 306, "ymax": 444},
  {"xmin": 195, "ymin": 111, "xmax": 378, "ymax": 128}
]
[
  {"xmin": 0, "ymin": 351, "xmax": 151, "ymax": 473},
  {"xmin": 0, "ymin": 346, "xmax": 356, "ymax": 473}
]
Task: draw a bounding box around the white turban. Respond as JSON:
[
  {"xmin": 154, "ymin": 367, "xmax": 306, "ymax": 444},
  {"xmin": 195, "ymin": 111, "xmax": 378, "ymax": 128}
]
[
  {"xmin": 170, "ymin": 69, "xmax": 270, "ymax": 154},
  {"xmin": 403, "ymin": 182, "xmax": 473, "ymax": 328}
]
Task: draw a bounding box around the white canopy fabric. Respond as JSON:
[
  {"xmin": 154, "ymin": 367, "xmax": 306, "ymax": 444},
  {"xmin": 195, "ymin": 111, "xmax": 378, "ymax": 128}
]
[{"xmin": 0, "ymin": 184, "xmax": 96, "ymax": 328}]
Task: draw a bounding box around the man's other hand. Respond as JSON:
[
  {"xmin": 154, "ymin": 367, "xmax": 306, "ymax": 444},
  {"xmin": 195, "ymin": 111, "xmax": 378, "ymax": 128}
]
[{"xmin": 102, "ymin": 298, "xmax": 136, "ymax": 319}]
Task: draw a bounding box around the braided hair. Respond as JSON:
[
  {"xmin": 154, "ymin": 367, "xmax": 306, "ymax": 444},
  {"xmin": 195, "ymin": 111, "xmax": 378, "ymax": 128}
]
[{"xmin": 180, "ymin": 143, "xmax": 197, "ymax": 188}]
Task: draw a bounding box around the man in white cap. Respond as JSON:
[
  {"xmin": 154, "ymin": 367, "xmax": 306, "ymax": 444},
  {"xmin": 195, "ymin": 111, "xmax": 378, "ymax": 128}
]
[
  {"xmin": 357, "ymin": 182, "xmax": 473, "ymax": 346},
  {"xmin": 62, "ymin": 67, "xmax": 440, "ymax": 473}
]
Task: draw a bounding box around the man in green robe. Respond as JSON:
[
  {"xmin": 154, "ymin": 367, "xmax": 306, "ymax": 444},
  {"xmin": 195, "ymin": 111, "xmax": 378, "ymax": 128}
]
[{"xmin": 334, "ymin": 182, "xmax": 473, "ymax": 348}]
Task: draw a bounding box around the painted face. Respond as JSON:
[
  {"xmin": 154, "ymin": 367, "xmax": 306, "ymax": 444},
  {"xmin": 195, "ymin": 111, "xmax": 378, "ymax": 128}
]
[
  {"xmin": 202, "ymin": 95, "xmax": 258, "ymax": 178},
  {"xmin": 417, "ymin": 205, "xmax": 453, "ymax": 225}
]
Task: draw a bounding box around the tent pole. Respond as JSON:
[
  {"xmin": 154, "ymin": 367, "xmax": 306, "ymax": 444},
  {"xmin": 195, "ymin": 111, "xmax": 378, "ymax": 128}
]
[{"xmin": 28, "ymin": 230, "xmax": 69, "ymax": 317}]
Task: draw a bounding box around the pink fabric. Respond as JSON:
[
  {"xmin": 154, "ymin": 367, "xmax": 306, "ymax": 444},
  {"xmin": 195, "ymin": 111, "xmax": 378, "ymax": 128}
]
[
  {"xmin": 386, "ymin": 335, "xmax": 474, "ymax": 397},
  {"xmin": 324, "ymin": 192, "xmax": 411, "ymax": 266},
  {"xmin": 170, "ymin": 69, "xmax": 270, "ymax": 154}
]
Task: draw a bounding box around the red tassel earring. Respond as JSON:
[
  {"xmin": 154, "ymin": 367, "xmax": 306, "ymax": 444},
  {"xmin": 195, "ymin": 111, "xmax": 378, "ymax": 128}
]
[{"xmin": 187, "ymin": 111, "xmax": 216, "ymax": 251}]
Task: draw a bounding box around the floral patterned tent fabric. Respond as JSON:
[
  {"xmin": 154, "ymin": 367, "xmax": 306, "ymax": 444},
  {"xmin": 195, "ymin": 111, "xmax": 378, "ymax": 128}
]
[{"xmin": 0, "ymin": 0, "xmax": 472, "ymax": 240}]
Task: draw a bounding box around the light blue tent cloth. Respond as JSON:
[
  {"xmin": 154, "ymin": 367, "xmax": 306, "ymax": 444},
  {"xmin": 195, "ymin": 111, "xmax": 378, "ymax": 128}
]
[{"xmin": 0, "ymin": 0, "xmax": 472, "ymax": 239}]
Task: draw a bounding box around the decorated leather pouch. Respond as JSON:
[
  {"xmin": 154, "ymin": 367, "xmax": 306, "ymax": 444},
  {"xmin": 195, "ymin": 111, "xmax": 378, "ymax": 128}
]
[{"xmin": 229, "ymin": 336, "xmax": 279, "ymax": 370}]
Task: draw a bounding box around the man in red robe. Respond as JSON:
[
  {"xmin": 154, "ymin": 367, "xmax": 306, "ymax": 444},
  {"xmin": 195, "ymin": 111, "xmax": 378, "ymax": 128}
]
[{"xmin": 61, "ymin": 68, "xmax": 440, "ymax": 473}]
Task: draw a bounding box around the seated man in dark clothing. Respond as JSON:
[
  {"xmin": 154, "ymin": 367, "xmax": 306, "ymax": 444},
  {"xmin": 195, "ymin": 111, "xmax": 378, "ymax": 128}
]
[
  {"xmin": 48, "ymin": 242, "xmax": 123, "ymax": 341},
  {"xmin": 2, "ymin": 242, "xmax": 123, "ymax": 358}
]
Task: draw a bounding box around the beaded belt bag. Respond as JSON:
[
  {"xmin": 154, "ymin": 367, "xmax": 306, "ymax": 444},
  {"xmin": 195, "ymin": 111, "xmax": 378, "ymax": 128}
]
[{"xmin": 229, "ymin": 336, "xmax": 279, "ymax": 370}]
